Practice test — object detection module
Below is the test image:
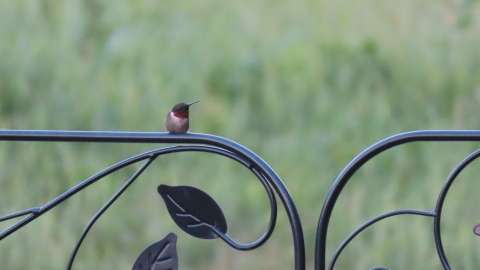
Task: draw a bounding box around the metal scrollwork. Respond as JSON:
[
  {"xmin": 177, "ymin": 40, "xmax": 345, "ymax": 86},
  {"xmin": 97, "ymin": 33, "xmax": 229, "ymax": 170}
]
[
  {"xmin": 0, "ymin": 130, "xmax": 304, "ymax": 270},
  {"xmin": 316, "ymin": 130, "xmax": 480, "ymax": 270},
  {"xmin": 433, "ymin": 149, "xmax": 480, "ymax": 270},
  {"xmin": 3, "ymin": 129, "xmax": 480, "ymax": 269}
]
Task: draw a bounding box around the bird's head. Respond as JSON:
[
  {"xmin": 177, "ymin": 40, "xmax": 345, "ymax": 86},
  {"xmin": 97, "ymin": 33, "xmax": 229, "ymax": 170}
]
[{"xmin": 171, "ymin": 101, "xmax": 199, "ymax": 118}]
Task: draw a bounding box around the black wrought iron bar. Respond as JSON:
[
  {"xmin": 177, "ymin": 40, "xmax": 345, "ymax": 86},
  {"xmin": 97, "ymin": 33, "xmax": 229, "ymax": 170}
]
[
  {"xmin": 67, "ymin": 157, "xmax": 156, "ymax": 270},
  {"xmin": 316, "ymin": 130, "xmax": 480, "ymax": 270},
  {"xmin": 328, "ymin": 209, "xmax": 436, "ymax": 270},
  {"xmin": 0, "ymin": 207, "xmax": 41, "ymax": 222},
  {"xmin": 0, "ymin": 145, "xmax": 159, "ymax": 241}
]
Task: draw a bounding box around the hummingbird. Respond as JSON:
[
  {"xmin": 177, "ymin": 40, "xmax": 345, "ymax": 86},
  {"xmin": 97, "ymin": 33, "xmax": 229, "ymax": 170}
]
[{"xmin": 165, "ymin": 101, "xmax": 199, "ymax": 133}]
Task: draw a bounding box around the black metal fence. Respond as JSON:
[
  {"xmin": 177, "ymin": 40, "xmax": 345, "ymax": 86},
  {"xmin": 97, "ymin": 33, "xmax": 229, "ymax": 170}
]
[{"xmin": 0, "ymin": 129, "xmax": 478, "ymax": 270}]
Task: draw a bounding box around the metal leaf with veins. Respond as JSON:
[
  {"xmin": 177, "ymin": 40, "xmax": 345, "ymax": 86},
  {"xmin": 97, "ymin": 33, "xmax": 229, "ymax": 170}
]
[
  {"xmin": 158, "ymin": 184, "xmax": 228, "ymax": 239},
  {"xmin": 132, "ymin": 233, "xmax": 178, "ymax": 270}
]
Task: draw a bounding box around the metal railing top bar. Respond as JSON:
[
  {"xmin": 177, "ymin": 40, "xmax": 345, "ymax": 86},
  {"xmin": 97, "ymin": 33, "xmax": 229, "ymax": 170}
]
[
  {"xmin": 0, "ymin": 129, "xmax": 242, "ymax": 144},
  {"xmin": 5, "ymin": 129, "xmax": 480, "ymax": 142}
]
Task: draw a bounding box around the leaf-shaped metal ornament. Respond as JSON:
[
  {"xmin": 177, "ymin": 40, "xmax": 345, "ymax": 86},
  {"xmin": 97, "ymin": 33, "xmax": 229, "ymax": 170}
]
[
  {"xmin": 132, "ymin": 233, "xmax": 178, "ymax": 270},
  {"xmin": 158, "ymin": 184, "xmax": 227, "ymax": 239},
  {"xmin": 474, "ymin": 224, "xmax": 480, "ymax": 236}
]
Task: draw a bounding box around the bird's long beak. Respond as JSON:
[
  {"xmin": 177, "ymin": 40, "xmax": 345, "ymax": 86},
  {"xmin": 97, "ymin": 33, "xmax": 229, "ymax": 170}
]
[{"xmin": 187, "ymin": 100, "xmax": 200, "ymax": 107}]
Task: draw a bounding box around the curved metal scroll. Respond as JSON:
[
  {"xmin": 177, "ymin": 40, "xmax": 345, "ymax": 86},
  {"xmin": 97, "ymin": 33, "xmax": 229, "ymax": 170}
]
[
  {"xmin": 0, "ymin": 130, "xmax": 305, "ymax": 270},
  {"xmin": 316, "ymin": 130, "xmax": 480, "ymax": 270},
  {"xmin": 328, "ymin": 209, "xmax": 436, "ymax": 270}
]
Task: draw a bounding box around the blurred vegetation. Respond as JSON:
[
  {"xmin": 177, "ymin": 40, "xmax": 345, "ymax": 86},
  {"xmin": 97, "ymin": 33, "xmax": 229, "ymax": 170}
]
[{"xmin": 1, "ymin": 0, "xmax": 480, "ymax": 269}]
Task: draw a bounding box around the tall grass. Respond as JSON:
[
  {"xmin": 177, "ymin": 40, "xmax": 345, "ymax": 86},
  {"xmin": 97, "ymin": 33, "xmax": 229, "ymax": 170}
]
[{"xmin": 0, "ymin": 0, "xmax": 480, "ymax": 269}]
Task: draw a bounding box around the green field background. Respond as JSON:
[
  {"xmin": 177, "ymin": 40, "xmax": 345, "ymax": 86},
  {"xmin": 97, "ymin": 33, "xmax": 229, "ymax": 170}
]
[{"xmin": 1, "ymin": 0, "xmax": 480, "ymax": 269}]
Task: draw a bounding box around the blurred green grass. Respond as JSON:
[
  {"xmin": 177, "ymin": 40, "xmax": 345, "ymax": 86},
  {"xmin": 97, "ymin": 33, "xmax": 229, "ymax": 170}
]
[{"xmin": 1, "ymin": 0, "xmax": 480, "ymax": 269}]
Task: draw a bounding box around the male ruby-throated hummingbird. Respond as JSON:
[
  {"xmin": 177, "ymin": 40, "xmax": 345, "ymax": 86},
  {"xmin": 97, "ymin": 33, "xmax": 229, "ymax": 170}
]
[{"xmin": 165, "ymin": 101, "xmax": 199, "ymax": 133}]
